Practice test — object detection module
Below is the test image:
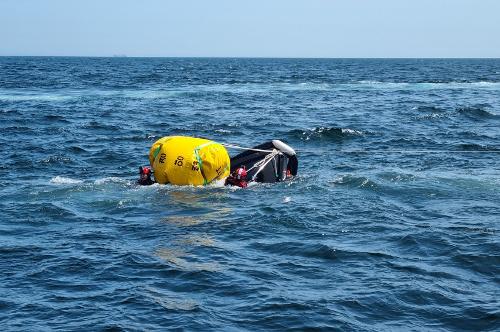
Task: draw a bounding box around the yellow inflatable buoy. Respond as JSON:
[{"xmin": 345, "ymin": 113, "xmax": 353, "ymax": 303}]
[{"xmin": 148, "ymin": 136, "xmax": 230, "ymax": 186}]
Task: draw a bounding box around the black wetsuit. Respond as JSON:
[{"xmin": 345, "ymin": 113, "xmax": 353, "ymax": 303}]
[{"xmin": 137, "ymin": 176, "xmax": 154, "ymax": 186}]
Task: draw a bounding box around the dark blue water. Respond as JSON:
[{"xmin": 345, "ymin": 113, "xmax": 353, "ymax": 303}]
[{"xmin": 1, "ymin": 57, "xmax": 499, "ymax": 331}]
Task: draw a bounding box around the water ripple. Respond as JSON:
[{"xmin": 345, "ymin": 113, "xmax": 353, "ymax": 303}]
[{"xmin": 0, "ymin": 57, "xmax": 499, "ymax": 331}]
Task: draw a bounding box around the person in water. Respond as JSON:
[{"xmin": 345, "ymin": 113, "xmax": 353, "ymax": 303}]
[
  {"xmin": 137, "ymin": 166, "xmax": 155, "ymax": 185},
  {"xmin": 225, "ymin": 166, "xmax": 248, "ymax": 188}
]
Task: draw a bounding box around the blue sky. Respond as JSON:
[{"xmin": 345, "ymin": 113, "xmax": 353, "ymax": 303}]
[{"xmin": 1, "ymin": 0, "xmax": 499, "ymax": 57}]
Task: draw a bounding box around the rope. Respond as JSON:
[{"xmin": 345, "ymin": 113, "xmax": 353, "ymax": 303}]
[
  {"xmin": 246, "ymin": 149, "xmax": 280, "ymax": 172},
  {"xmin": 250, "ymin": 149, "xmax": 282, "ymax": 181},
  {"xmin": 220, "ymin": 142, "xmax": 500, "ymax": 155},
  {"xmin": 220, "ymin": 143, "xmax": 274, "ymax": 153},
  {"xmin": 221, "ymin": 142, "xmax": 282, "ymax": 180}
]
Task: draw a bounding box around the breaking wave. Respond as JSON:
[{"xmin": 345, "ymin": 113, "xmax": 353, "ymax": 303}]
[
  {"xmin": 290, "ymin": 127, "xmax": 366, "ymax": 142},
  {"xmin": 457, "ymin": 106, "xmax": 497, "ymax": 119},
  {"xmin": 413, "ymin": 106, "xmax": 447, "ymax": 113},
  {"xmin": 50, "ymin": 176, "xmax": 83, "ymax": 184}
]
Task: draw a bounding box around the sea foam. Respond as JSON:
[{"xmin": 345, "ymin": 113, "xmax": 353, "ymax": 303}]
[{"xmin": 50, "ymin": 176, "xmax": 83, "ymax": 184}]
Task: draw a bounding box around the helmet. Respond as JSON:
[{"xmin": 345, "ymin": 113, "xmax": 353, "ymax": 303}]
[
  {"xmin": 140, "ymin": 166, "xmax": 151, "ymax": 175},
  {"xmin": 235, "ymin": 166, "xmax": 247, "ymax": 180}
]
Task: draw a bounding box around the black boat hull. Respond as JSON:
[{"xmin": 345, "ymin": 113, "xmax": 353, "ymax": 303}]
[{"xmin": 229, "ymin": 141, "xmax": 298, "ymax": 183}]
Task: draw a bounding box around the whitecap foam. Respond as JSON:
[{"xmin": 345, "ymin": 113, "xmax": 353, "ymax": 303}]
[
  {"xmin": 136, "ymin": 179, "xmax": 227, "ymax": 190},
  {"xmin": 210, "ymin": 179, "xmax": 227, "ymax": 188},
  {"xmin": 354, "ymin": 81, "xmax": 500, "ymax": 90},
  {"xmin": 357, "ymin": 80, "xmax": 384, "ymax": 85},
  {"xmin": 215, "ymin": 129, "xmax": 232, "ymax": 133},
  {"xmin": 94, "ymin": 177, "xmax": 129, "ymax": 185},
  {"xmin": 341, "ymin": 128, "xmax": 364, "ymax": 135},
  {"xmin": 0, "ymin": 94, "xmax": 74, "ymax": 102},
  {"xmin": 469, "ymin": 81, "xmax": 500, "ymax": 86},
  {"xmin": 120, "ymin": 90, "xmax": 183, "ymax": 99},
  {"xmin": 50, "ymin": 176, "xmax": 83, "ymax": 184}
]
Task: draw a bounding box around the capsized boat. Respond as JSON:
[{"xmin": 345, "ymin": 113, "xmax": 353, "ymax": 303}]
[
  {"xmin": 229, "ymin": 140, "xmax": 298, "ymax": 183},
  {"xmin": 139, "ymin": 136, "xmax": 297, "ymax": 186}
]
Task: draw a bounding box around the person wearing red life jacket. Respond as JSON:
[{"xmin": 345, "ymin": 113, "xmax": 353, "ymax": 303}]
[
  {"xmin": 225, "ymin": 166, "xmax": 248, "ymax": 188},
  {"xmin": 137, "ymin": 166, "xmax": 155, "ymax": 185}
]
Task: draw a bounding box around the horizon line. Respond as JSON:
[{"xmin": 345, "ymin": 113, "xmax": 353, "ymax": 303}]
[{"xmin": 1, "ymin": 55, "xmax": 500, "ymax": 60}]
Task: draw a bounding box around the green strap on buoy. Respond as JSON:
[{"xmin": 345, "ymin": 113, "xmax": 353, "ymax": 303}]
[
  {"xmin": 194, "ymin": 141, "xmax": 217, "ymax": 185},
  {"xmin": 152, "ymin": 144, "xmax": 162, "ymax": 161}
]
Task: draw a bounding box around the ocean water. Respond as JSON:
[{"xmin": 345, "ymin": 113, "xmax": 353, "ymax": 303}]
[{"xmin": 0, "ymin": 57, "xmax": 499, "ymax": 331}]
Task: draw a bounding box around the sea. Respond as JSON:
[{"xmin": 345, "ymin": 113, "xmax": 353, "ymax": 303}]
[{"xmin": 0, "ymin": 57, "xmax": 499, "ymax": 331}]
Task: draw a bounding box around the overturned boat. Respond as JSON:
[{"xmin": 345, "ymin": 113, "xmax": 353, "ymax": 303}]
[
  {"xmin": 139, "ymin": 136, "xmax": 297, "ymax": 187},
  {"xmin": 228, "ymin": 140, "xmax": 298, "ymax": 184}
]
